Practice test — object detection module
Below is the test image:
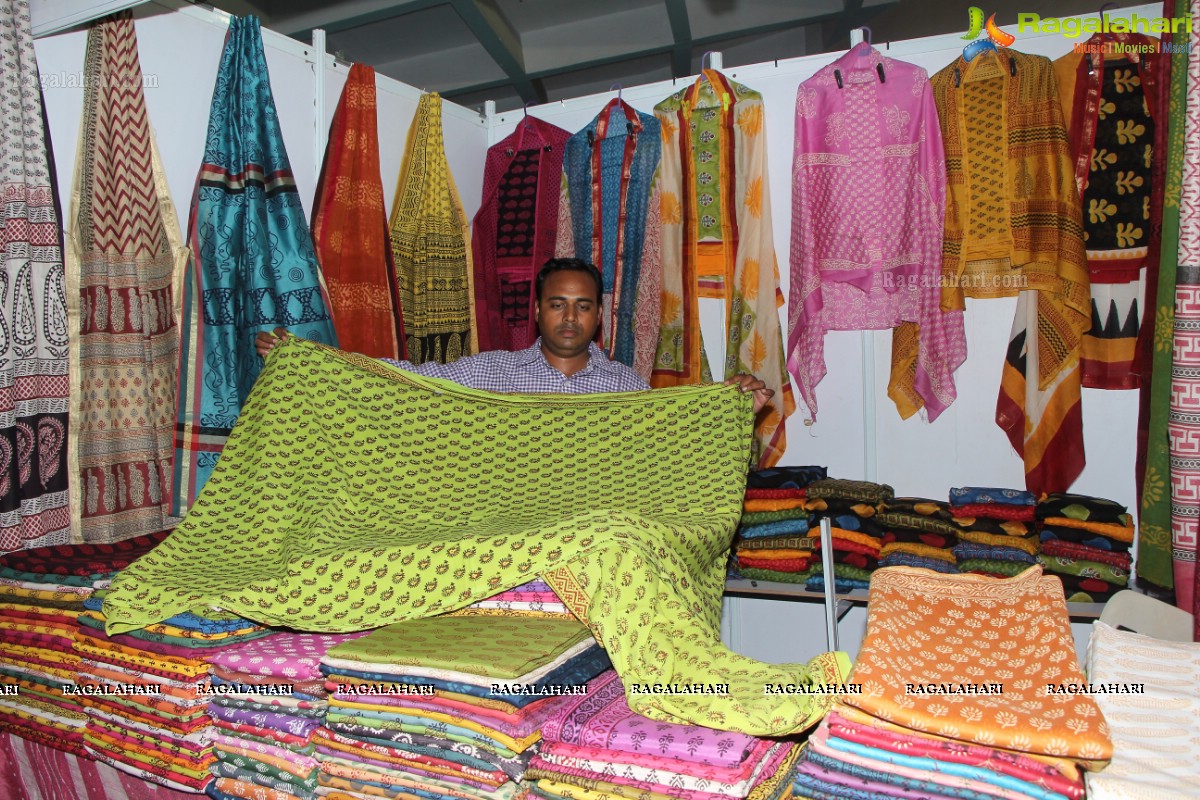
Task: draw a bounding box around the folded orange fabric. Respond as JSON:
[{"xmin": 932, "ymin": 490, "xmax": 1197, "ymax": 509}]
[
  {"xmin": 841, "ymin": 565, "xmax": 1112, "ymax": 768},
  {"xmin": 743, "ymin": 498, "xmax": 808, "ymax": 512},
  {"xmin": 1041, "ymin": 516, "xmax": 1135, "ymax": 543}
]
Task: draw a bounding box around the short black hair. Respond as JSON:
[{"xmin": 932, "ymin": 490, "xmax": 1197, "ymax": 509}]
[{"xmin": 535, "ymin": 258, "xmax": 603, "ymax": 304}]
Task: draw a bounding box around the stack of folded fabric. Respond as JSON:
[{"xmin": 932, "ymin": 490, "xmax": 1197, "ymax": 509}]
[
  {"xmin": 525, "ymin": 669, "xmax": 798, "ymax": 800},
  {"xmin": 0, "ymin": 531, "xmax": 169, "ymax": 758},
  {"xmin": 1084, "ymin": 620, "xmax": 1200, "ymax": 800},
  {"xmin": 875, "ymin": 498, "xmax": 960, "ymax": 574},
  {"xmin": 456, "ymin": 577, "xmax": 574, "ymax": 620},
  {"xmin": 1036, "ymin": 493, "xmax": 1134, "ymax": 602},
  {"xmin": 803, "ymin": 479, "xmax": 893, "ymax": 593},
  {"xmin": 792, "ymin": 565, "xmax": 1106, "ymax": 800},
  {"xmin": 75, "ymin": 585, "xmax": 273, "ymax": 793},
  {"xmin": 730, "ymin": 466, "xmax": 827, "ymax": 584},
  {"xmin": 317, "ymin": 615, "xmax": 612, "ymax": 800},
  {"xmin": 205, "ymin": 631, "xmax": 367, "ymax": 800},
  {"xmin": 948, "ymin": 486, "xmax": 1041, "ymax": 578}
]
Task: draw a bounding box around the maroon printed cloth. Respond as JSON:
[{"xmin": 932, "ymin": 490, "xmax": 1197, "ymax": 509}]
[
  {"xmin": 950, "ymin": 503, "xmax": 1037, "ymax": 522},
  {"xmin": 0, "ymin": 530, "xmax": 171, "ymax": 577},
  {"xmin": 472, "ymin": 115, "xmax": 571, "ymax": 352}
]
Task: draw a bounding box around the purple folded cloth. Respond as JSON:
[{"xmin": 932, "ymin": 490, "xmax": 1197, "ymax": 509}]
[{"xmin": 208, "ymin": 703, "xmax": 322, "ymax": 739}]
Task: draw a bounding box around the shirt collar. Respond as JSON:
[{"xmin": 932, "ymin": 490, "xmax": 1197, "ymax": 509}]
[{"xmin": 518, "ymin": 338, "xmax": 616, "ymax": 375}]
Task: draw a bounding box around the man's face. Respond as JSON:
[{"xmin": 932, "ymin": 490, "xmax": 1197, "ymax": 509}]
[{"xmin": 536, "ymin": 270, "xmax": 601, "ymax": 359}]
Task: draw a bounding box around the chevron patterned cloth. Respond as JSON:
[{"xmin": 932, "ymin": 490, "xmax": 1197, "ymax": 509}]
[
  {"xmin": 105, "ymin": 336, "xmax": 850, "ymax": 735},
  {"xmin": 172, "ymin": 15, "xmax": 338, "ymax": 517},
  {"xmin": 0, "ymin": 0, "xmax": 71, "ymax": 552},
  {"xmin": 66, "ymin": 11, "xmax": 186, "ymax": 543}
]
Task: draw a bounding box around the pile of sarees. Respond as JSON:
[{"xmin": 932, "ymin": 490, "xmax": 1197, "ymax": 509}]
[
  {"xmin": 792, "ymin": 566, "xmax": 1108, "ymax": 800},
  {"xmin": 729, "ymin": 467, "xmax": 827, "ymax": 584},
  {"xmin": 803, "ymin": 480, "xmax": 894, "ymax": 593},
  {"xmin": 0, "ymin": 533, "xmax": 167, "ymax": 757},
  {"xmin": 315, "ymin": 616, "xmax": 611, "ymax": 800},
  {"xmin": 1036, "ymin": 494, "xmax": 1134, "ymax": 603},
  {"xmin": 521, "ymin": 668, "xmax": 802, "ymax": 800},
  {"xmin": 950, "ymin": 487, "xmax": 1042, "ymax": 578},
  {"xmin": 204, "ymin": 631, "xmax": 366, "ymax": 800},
  {"xmin": 876, "ymin": 498, "xmax": 960, "ymax": 575}
]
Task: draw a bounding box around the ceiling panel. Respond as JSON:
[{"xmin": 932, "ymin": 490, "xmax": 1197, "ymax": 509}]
[
  {"xmin": 521, "ymin": 4, "xmax": 674, "ymax": 74},
  {"xmin": 325, "ymin": 4, "xmax": 478, "ymax": 61},
  {"xmin": 686, "ymin": 0, "xmax": 844, "ymax": 40}
]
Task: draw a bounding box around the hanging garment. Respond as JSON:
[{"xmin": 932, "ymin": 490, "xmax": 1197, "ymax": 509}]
[
  {"xmin": 65, "ymin": 12, "xmax": 186, "ymax": 543},
  {"xmin": 389, "ymin": 93, "xmax": 475, "ymax": 364},
  {"xmin": 557, "ymin": 99, "xmax": 662, "ymax": 379},
  {"xmin": 172, "ymin": 16, "xmax": 337, "ymax": 517},
  {"xmin": 473, "ymin": 115, "xmax": 571, "ymax": 352},
  {"xmin": 788, "ymin": 46, "xmax": 965, "ymax": 424},
  {"xmin": 0, "ymin": 0, "xmax": 71, "ymax": 552},
  {"xmin": 932, "ymin": 48, "xmax": 1091, "ymax": 495},
  {"xmin": 1172, "ymin": 6, "xmax": 1200, "ymax": 630},
  {"xmin": 1139, "ymin": 19, "xmax": 1187, "ymax": 592},
  {"xmin": 1055, "ymin": 34, "xmax": 1164, "ymax": 389},
  {"xmin": 655, "ymin": 71, "xmax": 795, "ymax": 468},
  {"xmin": 312, "ymin": 64, "xmax": 405, "ymax": 360}
]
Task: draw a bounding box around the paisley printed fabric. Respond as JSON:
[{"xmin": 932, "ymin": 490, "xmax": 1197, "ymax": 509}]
[
  {"xmin": 0, "ymin": 0, "xmax": 71, "ymax": 552},
  {"xmin": 104, "ymin": 336, "xmax": 847, "ymax": 735},
  {"xmin": 172, "ymin": 16, "xmax": 338, "ymax": 518}
]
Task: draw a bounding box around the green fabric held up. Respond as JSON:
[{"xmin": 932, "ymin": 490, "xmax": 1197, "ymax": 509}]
[
  {"xmin": 1138, "ymin": 25, "xmax": 1189, "ymax": 589},
  {"xmin": 103, "ymin": 337, "xmax": 849, "ymax": 735}
]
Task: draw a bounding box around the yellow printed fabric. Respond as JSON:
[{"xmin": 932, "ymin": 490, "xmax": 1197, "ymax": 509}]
[
  {"xmin": 103, "ymin": 336, "xmax": 846, "ymax": 735},
  {"xmin": 654, "ymin": 71, "xmax": 794, "ymax": 467}
]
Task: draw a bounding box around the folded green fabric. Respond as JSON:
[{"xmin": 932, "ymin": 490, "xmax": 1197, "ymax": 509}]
[{"xmin": 102, "ymin": 338, "xmax": 849, "ymax": 736}]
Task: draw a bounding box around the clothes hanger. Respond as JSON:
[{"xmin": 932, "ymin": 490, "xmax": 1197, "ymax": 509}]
[{"xmin": 834, "ymin": 27, "xmax": 884, "ymax": 88}]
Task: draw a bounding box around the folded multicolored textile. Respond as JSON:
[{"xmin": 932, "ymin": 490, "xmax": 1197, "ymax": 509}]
[
  {"xmin": 806, "ymin": 480, "xmax": 894, "ymax": 506},
  {"xmin": 1085, "ymin": 621, "xmax": 1200, "ymax": 800},
  {"xmin": 949, "ymin": 487, "xmax": 1037, "ymax": 506},
  {"xmin": 875, "ymin": 552, "xmax": 959, "ymax": 574},
  {"xmin": 736, "ymin": 536, "xmax": 816, "ymax": 552},
  {"xmin": 1039, "ymin": 540, "xmax": 1131, "ymax": 570},
  {"xmin": 746, "ymin": 466, "xmax": 827, "ymax": 490},
  {"xmin": 953, "ymin": 527, "xmax": 1038, "ymax": 553},
  {"xmin": 104, "ymin": 337, "xmax": 843, "ymax": 736},
  {"xmin": 842, "ymin": 566, "xmax": 1112, "ymax": 767},
  {"xmin": 952, "ymin": 543, "xmax": 1038, "ymax": 564},
  {"xmin": 0, "ymin": 530, "xmax": 171, "ymax": 578},
  {"xmin": 1039, "ymin": 525, "xmax": 1132, "ymax": 551},
  {"xmin": 1036, "ymin": 555, "xmax": 1129, "ymax": 584},
  {"xmin": 738, "ymin": 519, "xmax": 810, "ymax": 538},
  {"xmin": 956, "ymin": 558, "xmax": 1034, "ymax": 578},
  {"xmin": 1036, "ymin": 493, "xmax": 1129, "ymax": 524},
  {"xmin": 1042, "ymin": 516, "xmax": 1135, "ymax": 543},
  {"xmin": 1054, "ymin": 573, "xmax": 1126, "ymax": 603},
  {"xmin": 951, "ymin": 502, "xmax": 1037, "ymax": 522},
  {"xmin": 744, "ymin": 488, "xmax": 806, "ymax": 500},
  {"xmin": 739, "ymin": 509, "xmax": 811, "ymax": 526},
  {"xmin": 736, "ymin": 556, "xmax": 813, "ymax": 573},
  {"xmin": 732, "ymin": 567, "xmax": 813, "ymax": 585}
]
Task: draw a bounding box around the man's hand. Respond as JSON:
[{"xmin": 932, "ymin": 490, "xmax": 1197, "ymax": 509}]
[
  {"xmin": 726, "ymin": 373, "xmax": 774, "ymax": 415},
  {"xmin": 255, "ymin": 327, "xmax": 289, "ymax": 358}
]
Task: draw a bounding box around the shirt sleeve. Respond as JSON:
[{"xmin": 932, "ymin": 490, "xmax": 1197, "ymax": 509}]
[{"xmin": 378, "ymin": 357, "xmax": 477, "ymax": 386}]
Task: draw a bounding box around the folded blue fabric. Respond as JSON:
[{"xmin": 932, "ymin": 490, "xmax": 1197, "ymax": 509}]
[
  {"xmin": 737, "ymin": 518, "xmax": 810, "ymax": 538},
  {"xmin": 949, "ymin": 486, "xmax": 1036, "ymax": 506}
]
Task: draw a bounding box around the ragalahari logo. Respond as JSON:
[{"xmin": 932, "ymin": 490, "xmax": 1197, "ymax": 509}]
[{"xmin": 962, "ymin": 7, "xmax": 1016, "ymax": 60}]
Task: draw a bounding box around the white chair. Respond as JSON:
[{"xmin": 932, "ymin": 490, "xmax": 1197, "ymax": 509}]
[{"xmin": 1098, "ymin": 590, "xmax": 1194, "ymax": 642}]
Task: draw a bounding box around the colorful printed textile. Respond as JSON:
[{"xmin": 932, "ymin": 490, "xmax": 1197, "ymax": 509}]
[
  {"xmin": 559, "ymin": 99, "xmax": 661, "ymax": 380},
  {"xmin": 473, "ymin": 115, "xmax": 571, "ymax": 352},
  {"xmin": 806, "ymin": 479, "xmax": 893, "ymax": 506},
  {"xmin": 65, "ymin": 12, "xmax": 185, "ymax": 543},
  {"xmin": 842, "ymin": 566, "xmax": 1112, "ymax": 766},
  {"xmin": 0, "ymin": 0, "xmax": 71, "ymax": 552},
  {"xmin": 933, "ymin": 48, "xmax": 1090, "ymax": 495},
  {"xmin": 789, "ymin": 47, "xmax": 964, "ymax": 422},
  {"xmin": 210, "ymin": 630, "xmax": 366, "ymax": 681},
  {"xmin": 655, "ymin": 71, "xmax": 794, "ymax": 466},
  {"xmin": 1038, "ymin": 492, "xmax": 1129, "ymax": 523},
  {"xmin": 1085, "ymin": 621, "xmax": 1200, "ymax": 800},
  {"xmin": 0, "ymin": 529, "xmax": 168, "ymax": 576},
  {"xmin": 1040, "ymin": 539, "xmax": 1131, "ymax": 569},
  {"xmin": 106, "ymin": 336, "xmax": 848, "ymax": 735},
  {"xmin": 314, "ymin": 63, "xmax": 405, "ymax": 360},
  {"xmin": 950, "ymin": 503, "xmax": 1036, "ymax": 522},
  {"xmin": 1138, "ymin": 17, "xmax": 1188, "ymax": 591},
  {"xmin": 1172, "ymin": 6, "xmax": 1200, "ymax": 627},
  {"xmin": 389, "ymin": 92, "xmax": 474, "ymax": 364},
  {"xmin": 948, "ymin": 487, "xmax": 1036, "ymax": 506},
  {"xmin": 1056, "ymin": 36, "xmax": 1164, "ymax": 390},
  {"xmin": 172, "ymin": 16, "xmax": 337, "ymax": 516}
]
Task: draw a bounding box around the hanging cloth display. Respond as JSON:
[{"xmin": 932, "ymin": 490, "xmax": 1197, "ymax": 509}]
[
  {"xmin": 1138, "ymin": 18, "xmax": 1187, "ymax": 592},
  {"xmin": 388, "ymin": 93, "xmax": 475, "ymax": 364},
  {"xmin": 0, "ymin": 0, "xmax": 71, "ymax": 552},
  {"xmin": 65, "ymin": 12, "xmax": 187, "ymax": 543},
  {"xmin": 932, "ymin": 48, "xmax": 1091, "ymax": 495},
  {"xmin": 1055, "ymin": 33, "xmax": 1164, "ymax": 390},
  {"xmin": 1171, "ymin": 5, "xmax": 1200, "ymax": 629},
  {"xmin": 312, "ymin": 64, "xmax": 405, "ymax": 360},
  {"xmin": 655, "ymin": 71, "xmax": 794, "ymax": 467},
  {"xmin": 172, "ymin": 16, "xmax": 338, "ymax": 517},
  {"xmin": 558, "ymin": 98, "xmax": 662, "ymax": 378},
  {"xmin": 472, "ymin": 115, "xmax": 570, "ymax": 352},
  {"xmin": 787, "ymin": 46, "xmax": 965, "ymax": 424}
]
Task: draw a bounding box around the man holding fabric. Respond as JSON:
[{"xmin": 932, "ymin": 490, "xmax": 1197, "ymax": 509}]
[{"xmin": 257, "ymin": 258, "xmax": 774, "ymax": 411}]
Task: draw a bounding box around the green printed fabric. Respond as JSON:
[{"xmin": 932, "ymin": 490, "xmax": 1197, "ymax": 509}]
[
  {"xmin": 103, "ymin": 337, "xmax": 848, "ymax": 735},
  {"xmin": 330, "ymin": 616, "xmax": 591, "ymax": 678}
]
